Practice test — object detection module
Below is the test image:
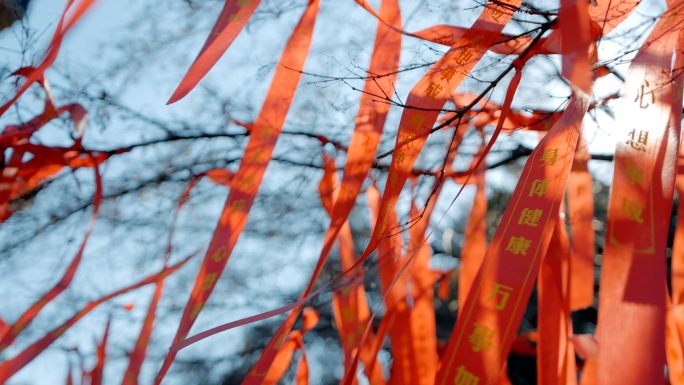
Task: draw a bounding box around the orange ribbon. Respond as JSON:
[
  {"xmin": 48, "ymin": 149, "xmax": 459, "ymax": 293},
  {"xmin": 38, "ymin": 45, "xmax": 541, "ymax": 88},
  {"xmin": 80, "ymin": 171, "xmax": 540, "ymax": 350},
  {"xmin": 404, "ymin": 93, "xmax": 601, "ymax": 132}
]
[
  {"xmin": 0, "ymin": 251, "xmax": 195, "ymax": 383},
  {"xmin": 668, "ymin": 29, "xmax": 684, "ymax": 385},
  {"xmin": 85, "ymin": 318, "xmax": 110, "ymax": 385},
  {"xmin": 435, "ymin": 90, "xmax": 589, "ymax": 385},
  {"xmin": 121, "ymin": 282, "xmax": 164, "ymax": 385},
  {"xmin": 459, "ymin": 133, "xmax": 488, "ymax": 306},
  {"xmin": 154, "ymin": 2, "xmax": 320, "ymax": 383},
  {"xmin": 0, "ymin": 0, "xmax": 96, "ymax": 117},
  {"xmin": 319, "ymin": 155, "xmax": 384, "ymax": 385},
  {"xmin": 566, "ymin": 136, "xmax": 595, "ymax": 311},
  {"xmin": 537, "ymin": 218, "xmax": 577, "ymax": 385},
  {"xmin": 240, "ymin": 1, "xmax": 400, "ymax": 382},
  {"xmin": 0, "ymin": 156, "xmax": 102, "ymax": 352},
  {"xmin": 594, "ymin": 6, "xmax": 684, "ymax": 385},
  {"xmin": 168, "ymin": 0, "xmax": 262, "ymax": 103}
]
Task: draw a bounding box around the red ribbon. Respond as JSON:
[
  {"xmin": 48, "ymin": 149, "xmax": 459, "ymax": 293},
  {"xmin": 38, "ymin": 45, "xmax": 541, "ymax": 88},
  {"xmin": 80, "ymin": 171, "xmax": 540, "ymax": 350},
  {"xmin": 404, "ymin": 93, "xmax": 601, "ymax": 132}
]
[
  {"xmin": 0, "ymin": 251, "xmax": 195, "ymax": 383},
  {"xmin": 435, "ymin": 91, "xmax": 589, "ymax": 385},
  {"xmin": 168, "ymin": 0, "xmax": 262, "ymax": 103}
]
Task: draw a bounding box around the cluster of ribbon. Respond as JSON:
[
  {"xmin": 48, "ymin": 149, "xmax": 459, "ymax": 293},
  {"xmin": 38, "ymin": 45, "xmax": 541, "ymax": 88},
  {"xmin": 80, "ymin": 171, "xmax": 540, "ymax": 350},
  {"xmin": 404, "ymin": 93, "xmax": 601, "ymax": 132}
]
[{"xmin": 2, "ymin": 0, "xmax": 684, "ymax": 384}]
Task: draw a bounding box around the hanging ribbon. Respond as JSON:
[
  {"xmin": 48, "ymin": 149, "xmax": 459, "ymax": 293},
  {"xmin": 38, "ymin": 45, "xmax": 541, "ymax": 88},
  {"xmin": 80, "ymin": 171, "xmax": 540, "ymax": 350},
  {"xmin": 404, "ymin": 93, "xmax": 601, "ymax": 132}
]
[
  {"xmin": 359, "ymin": 0, "xmax": 522, "ymax": 299},
  {"xmin": 353, "ymin": 0, "xmax": 558, "ymax": 56},
  {"xmin": 403, "ymin": 201, "xmax": 440, "ymax": 385},
  {"xmin": 458, "ymin": 132, "xmax": 488, "ymax": 306},
  {"xmin": 261, "ymin": 308, "xmax": 318, "ymax": 385},
  {"xmin": 168, "ymin": 0, "xmax": 262, "ymax": 103},
  {"xmin": 589, "ymin": 0, "xmax": 641, "ymax": 39},
  {"xmin": 593, "ymin": 5, "xmax": 684, "ymax": 385},
  {"xmin": 0, "ymin": 155, "xmax": 102, "ymax": 352},
  {"xmin": 154, "ymin": 1, "xmax": 320, "ymax": 383},
  {"xmin": 560, "ymin": 0, "xmax": 593, "ymax": 94},
  {"xmin": 319, "ymin": 155, "xmax": 384, "ymax": 385},
  {"xmin": 435, "ymin": 89, "xmax": 589, "ymax": 385},
  {"xmin": 0, "ymin": 0, "xmax": 96, "ymax": 117},
  {"xmin": 85, "ymin": 318, "xmax": 110, "ymax": 385},
  {"xmin": 1, "ymin": 102, "xmax": 90, "ymax": 222},
  {"xmin": 239, "ymin": 0, "xmax": 400, "ymax": 383},
  {"xmin": 667, "ymin": 29, "xmax": 684, "ymax": 385},
  {"xmin": 121, "ymin": 282, "xmax": 164, "ymax": 385},
  {"xmin": 0, "ymin": 251, "xmax": 195, "ymax": 383},
  {"xmin": 537, "ymin": 218, "xmax": 577, "ymax": 385}
]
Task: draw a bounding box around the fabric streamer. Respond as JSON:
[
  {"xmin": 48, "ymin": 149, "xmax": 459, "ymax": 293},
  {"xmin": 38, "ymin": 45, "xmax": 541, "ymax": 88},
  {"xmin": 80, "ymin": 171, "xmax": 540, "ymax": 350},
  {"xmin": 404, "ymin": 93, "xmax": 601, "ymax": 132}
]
[
  {"xmin": 261, "ymin": 308, "xmax": 318, "ymax": 385},
  {"xmin": 559, "ymin": 0, "xmax": 593, "ymax": 94},
  {"xmin": 668, "ymin": 28, "xmax": 684, "ymax": 385},
  {"xmin": 435, "ymin": 90, "xmax": 589, "ymax": 385},
  {"xmin": 85, "ymin": 318, "xmax": 110, "ymax": 385},
  {"xmin": 154, "ymin": 1, "xmax": 320, "ymax": 383},
  {"xmin": 121, "ymin": 282, "xmax": 164, "ymax": 385},
  {"xmin": 537, "ymin": 219, "xmax": 577, "ymax": 385},
  {"xmin": 0, "ymin": 0, "xmax": 97, "ymax": 117},
  {"xmin": 566, "ymin": 136, "xmax": 595, "ymax": 311},
  {"xmin": 0, "ymin": 159, "xmax": 101, "ymax": 352},
  {"xmin": 239, "ymin": 1, "xmax": 400, "ymax": 383},
  {"xmin": 0, "ymin": 252, "xmax": 195, "ymax": 383},
  {"xmin": 458, "ymin": 133, "xmax": 488, "ymax": 306},
  {"xmin": 319, "ymin": 155, "xmax": 384, "ymax": 385},
  {"xmin": 593, "ymin": 5, "xmax": 684, "ymax": 385},
  {"xmin": 168, "ymin": 0, "xmax": 262, "ymax": 103}
]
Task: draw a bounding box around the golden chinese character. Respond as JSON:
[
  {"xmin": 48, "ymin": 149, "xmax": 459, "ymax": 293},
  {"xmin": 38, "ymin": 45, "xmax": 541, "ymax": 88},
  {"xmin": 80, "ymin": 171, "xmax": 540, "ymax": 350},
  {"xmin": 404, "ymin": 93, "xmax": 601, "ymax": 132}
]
[
  {"xmin": 389, "ymin": 172, "xmax": 399, "ymax": 188},
  {"xmin": 272, "ymin": 334, "xmax": 286, "ymax": 349},
  {"xmin": 469, "ymin": 323, "xmax": 495, "ymax": 352},
  {"xmin": 518, "ymin": 208, "xmax": 543, "ymax": 226},
  {"xmin": 529, "ymin": 179, "xmax": 550, "ymax": 197},
  {"xmin": 454, "ymin": 365, "xmax": 480, "ymax": 385},
  {"xmin": 491, "ymin": 7, "xmax": 504, "ymax": 21},
  {"xmin": 137, "ymin": 335, "xmax": 149, "ymax": 348},
  {"xmin": 540, "ymin": 148, "xmax": 558, "ymax": 166},
  {"xmin": 625, "ymin": 162, "xmax": 644, "ymax": 185},
  {"xmin": 407, "ymin": 114, "xmax": 425, "ymax": 132},
  {"xmin": 577, "ymin": 184, "xmax": 586, "ymax": 195},
  {"xmin": 240, "ymin": 174, "xmax": 255, "ymax": 189},
  {"xmin": 505, "ymin": 38, "xmax": 520, "ymax": 51},
  {"xmin": 52, "ymin": 324, "xmax": 70, "ymax": 338},
  {"xmin": 251, "ymin": 148, "xmax": 268, "ymax": 163},
  {"xmin": 434, "ymin": 34, "xmax": 453, "ymax": 45},
  {"xmin": 261, "ymin": 124, "xmax": 277, "ymax": 139},
  {"xmin": 210, "ymin": 245, "xmax": 227, "ymax": 262},
  {"xmin": 621, "ymin": 197, "xmax": 644, "ymax": 224},
  {"xmin": 229, "ymin": 13, "xmax": 244, "ymax": 22},
  {"xmin": 399, "ymin": 132, "xmax": 417, "ymax": 149},
  {"xmin": 361, "ymin": 133, "xmax": 374, "ymax": 151},
  {"xmin": 201, "ymin": 273, "xmax": 218, "ymax": 291},
  {"xmin": 487, "ymin": 282, "xmax": 513, "ymax": 310},
  {"xmin": 626, "ymin": 129, "xmax": 648, "ymax": 152},
  {"xmin": 124, "ymin": 372, "xmax": 136, "ymax": 382},
  {"xmin": 340, "ymin": 285, "xmax": 352, "ymax": 297},
  {"xmin": 440, "ymin": 66, "xmax": 458, "ymax": 82},
  {"xmin": 238, "ymin": 0, "xmax": 251, "ymax": 6},
  {"xmin": 190, "ymin": 303, "xmax": 204, "ymax": 319},
  {"xmin": 469, "ymin": 34, "xmax": 484, "ymax": 48},
  {"xmin": 12, "ymin": 320, "xmax": 26, "ymax": 335},
  {"xmin": 346, "ymin": 333, "xmax": 357, "ymax": 348},
  {"xmin": 634, "ymin": 79, "xmax": 655, "ymax": 108},
  {"xmin": 454, "ymin": 49, "xmax": 474, "ymax": 66},
  {"xmin": 341, "ymin": 307, "xmax": 355, "ymax": 322},
  {"xmin": 425, "ymin": 81, "xmax": 443, "ymax": 100},
  {"xmin": 348, "ymin": 162, "xmax": 367, "ymax": 176},
  {"xmin": 377, "ymin": 207, "xmax": 390, "ymax": 234},
  {"xmin": 505, "ymin": 236, "xmax": 531, "ymax": 255},
  {"xmin": 231, "ymin": 199, "xmax": 247, "ymax": 212},
  {"xmin": 394, "ymin": 150, "xmax": 406, "ymax": 166}
]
